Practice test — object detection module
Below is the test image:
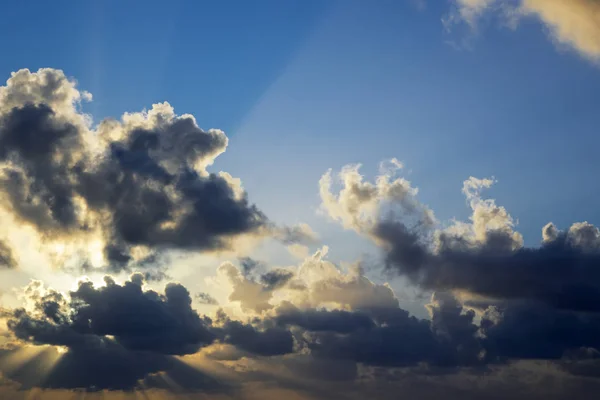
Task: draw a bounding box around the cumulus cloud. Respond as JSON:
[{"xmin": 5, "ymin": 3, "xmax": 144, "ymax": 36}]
[
  {"xmin": 6, "ymin": 274, "xmax": 215, "ymax": 355},
  {"xmin": 317, "ymin": 159, "xmax": 600, "ymax": 387},
  {"xmin": 321, "ymin": 162, "xmax": 600, "ymax": 313},
  {"xmin": 218, "ymin": 261, "xmax": 276, "ymax": 313},
  {"xmin": 213, "ymin": 312, "xmax": 294, "ymax": 357},
  {"xmin": 275, "ymin": 302, "xmax": 376, "ymax": 334},
  {"xmin": 5, "ymin": 240, "xmax": 600, "ymax": 393},
  {"xmin": 0, "ymin": 274, "xmax": 301, "ymax": 390},
  {"xmin": 447, "ymin": 0, "xmax": 600, "ymax": 62},
  {"xmin": 319, "ymin": 161, "xmax": 433, "ymax": 233},
  {"xmin": 479, "ymin": 300, "xmax": 600, "ymax": 361},
  {"xmin": 300, "ymin": 292, "xmax": 481, "ymax": 369},
  {"xmin": 0, "ymin": 68, "xmax": 275, "ymax": 274}
]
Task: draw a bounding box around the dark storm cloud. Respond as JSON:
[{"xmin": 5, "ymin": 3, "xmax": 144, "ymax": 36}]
[
  {"xmin": 479, "ymin": 301, "xmax": 600, "ymax": 361},
  {"xmin": 275, "ymin": 302, "xmax": 375, "ymax": 333},
  {"xmin": 304, "ymin": 308, "xmax": 446, "ymax": 367},
  {"xmin": 76, "ymin": 124, "xmax": 266, "ymax": 253},
  {"xmin": 6, "ymin": 275, "xmax": 298, "ymax": 358},
  {"xmin": 271, "ymin": 293, "xmax": 483, "ymax": 369},
  {"xmin": 426, "ymin": 292, "xmax": 483, "ymax": 366},
  {"xmin": 218, "ymin": 319, "xmax": 294, "ymax": 356},
  {"xmin": 1, "ymin": 275, "xmax": 300, "ymax": 390},
  {"xmin": 376, "ymin": 220, "xmax": 600, "ymax": 312},
  {"xmin": 0, "ymin": 104, "xmax": 83, "ymax": 231},
  {"xmin": 7, "ymin": 274, "xmax": 216, "ymax": 355},
  {"xmin": 0, "ymin": 239, "xmax": 17, "ymax": 268}
]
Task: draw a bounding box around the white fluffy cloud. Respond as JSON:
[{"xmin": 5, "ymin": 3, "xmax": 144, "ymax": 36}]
[{"xmin": 319, "ymin": 160, "xmax": 434, "ymax": 234}]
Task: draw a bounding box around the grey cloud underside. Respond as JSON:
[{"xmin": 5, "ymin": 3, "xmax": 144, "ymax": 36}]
[
  {"xmin": 315, "ymin": 162, "xmax": 600, "ymax": 380},
  {"xmin": 3, "ymin": 275, "xmax": 297, "ymax": 390},
  {"xmin": 7, "ymin": 272, "xmax": 600, "ymax": 391},
  {"xmin": 365, "ymin": 189, "xmax": 600, "ymax": 373},
  {"xmin": 0, "ymin": 104, "xmax": 82, "ymax": 231},
  {"xmin": 276, "ymin": 295, "xmax": 484, "ymax": 369},
  {"xmin": 376, "ymin": 220, "xmax": 600, "ymax": 312},
  {"xmin": 275, "ymin": 302, "xmax": 376, "ymax": 333},
  {"xmin": 6, "ymin": 275, "xmax": 293, "ymax": 358},
  {"xmin": 7, "ymin": 276, "xmax": 216, "ymax": 355},
  {"xmin": 276, "ymin": 295, "xmax": 600, "ymax": 376},
  {"xmin": 216, "ymin": 319, "xmax": 294, "ymax": 356}
]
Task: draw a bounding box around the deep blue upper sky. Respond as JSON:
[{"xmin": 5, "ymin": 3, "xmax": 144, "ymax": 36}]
[{"xmin": 2, "ymin": 0, "xmax": 600, "ymax": 256}]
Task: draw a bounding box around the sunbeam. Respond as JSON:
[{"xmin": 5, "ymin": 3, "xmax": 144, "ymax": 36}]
[
  {"xmin": 0, "ymin": 345, "xmax": 46, "ymax": 374},
  {"xmin": 0, "ymin": 345, "xmax": 65, "ymax": 388}
]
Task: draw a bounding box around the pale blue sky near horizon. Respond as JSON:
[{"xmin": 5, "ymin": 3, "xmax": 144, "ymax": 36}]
[{"xmin": 1, "ymin": 0, "xmax": 600, "ymax": 267}]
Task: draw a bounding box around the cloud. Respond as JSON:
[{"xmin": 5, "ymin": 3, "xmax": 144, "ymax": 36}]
[
  {"xmin": 0, "ymin": 273, "xmax": 301, "ymax": 390},
  {"xmin": 275, "ymin": 302, "xmax": 376, "ymax": 334},
  {"xmin": 215, "ymin": 314, "xmax": 294, "ymax": 357},
  {"xmin": 480, "ymin": 300, "xmax": 600, "ymax": 361},
  {"xmin": 0, "ymin": 68, "xmax": 270, "ymax": 273},
  {"xmin": 299, "ymin": 292, "xmax": 481, "ymax": 368},
  {"xmin": 447, "ymin": 0, "xmax": 600, "ymax": 62},
  {"xmin": 218, "ymin": 261, "xmax": 276, "ymax": 313},
  {"xmin": 5, "ymin": 248, "xmax": 600, "ymax": 393},
  {"xmin": 319, "ymin": 161, "xmax": 433, "ymax": 233},
  {"xmin": 6, "ymin": 274, "xmax": 216, "ymax": 355},
  {"xmin": 317, "ymin": 160, "xmax": 600, "ymax": 382},
  {"xmin": 320, "ymin": 162, "xmax": 600, "ymax": 313}
]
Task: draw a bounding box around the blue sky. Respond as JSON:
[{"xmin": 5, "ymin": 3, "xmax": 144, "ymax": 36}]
[{"xmin": 2, "ymin": 0, "xmax": 599, "ymax": 254}]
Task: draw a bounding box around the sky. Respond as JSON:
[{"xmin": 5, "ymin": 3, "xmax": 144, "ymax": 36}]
[{"xmin": 2, "ymin": 0, "xmax": 600, "ymax": 398}]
